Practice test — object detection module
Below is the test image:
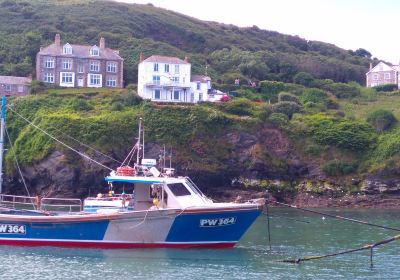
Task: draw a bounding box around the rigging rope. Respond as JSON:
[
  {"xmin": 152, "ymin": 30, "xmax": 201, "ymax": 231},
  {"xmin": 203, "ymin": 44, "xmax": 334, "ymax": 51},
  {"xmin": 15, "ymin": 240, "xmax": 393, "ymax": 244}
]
[
  {"xmin": 44, "ymin": 125, "xmax": 121, "ymax": 164},
  {"xmin": 7, "ymin": 106, "xmax": 113, "ymax": 172},
  {"xmin": 5, "ymin": 126, "xmax": 36, "ymax": 210}
]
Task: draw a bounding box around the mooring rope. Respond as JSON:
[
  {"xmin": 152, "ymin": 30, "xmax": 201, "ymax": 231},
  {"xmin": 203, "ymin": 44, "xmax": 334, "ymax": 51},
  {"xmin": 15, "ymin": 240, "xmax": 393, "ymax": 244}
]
[
  {"xmin": 272, "ymin": 200, "xmax": 400, "ymax": 232},
  {"xmin": 7, "ymin": 106, "xmax": 113, "ymax": 171},
  {"xmin": 282, "ymin": 234, "xmax": 400, "ymax": 267},
  {"xmin": 268, "ymin": 199, "xmax": 400, "ymax": 267}
]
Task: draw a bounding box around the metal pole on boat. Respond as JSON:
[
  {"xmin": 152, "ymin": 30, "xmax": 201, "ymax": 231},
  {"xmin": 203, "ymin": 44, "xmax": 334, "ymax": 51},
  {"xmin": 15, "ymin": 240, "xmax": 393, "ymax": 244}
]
[
  {"xmin": 0, "ymin": 96, "xmax": 5, "ymax": 194},
  {"xmin": 137, "ymin": 118, "xmax": 142, "ymax": 165}
]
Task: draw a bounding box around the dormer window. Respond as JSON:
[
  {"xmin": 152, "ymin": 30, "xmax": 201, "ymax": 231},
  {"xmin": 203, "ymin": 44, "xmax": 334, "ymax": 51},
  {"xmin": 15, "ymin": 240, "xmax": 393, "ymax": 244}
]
[
  {"xmin": 63, "ymin": 43, "xmax": 72, "ymax": 55},
  {"xmin": 90, "ymin": 46, "xmax": 100, "ymax": 56}
]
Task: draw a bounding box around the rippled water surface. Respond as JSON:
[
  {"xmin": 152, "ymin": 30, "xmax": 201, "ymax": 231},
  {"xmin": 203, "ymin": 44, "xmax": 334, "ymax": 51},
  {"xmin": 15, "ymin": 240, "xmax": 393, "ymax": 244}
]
[{"xmin": 1, "ymin": 208, "xmax": 400, "ymax": 279}]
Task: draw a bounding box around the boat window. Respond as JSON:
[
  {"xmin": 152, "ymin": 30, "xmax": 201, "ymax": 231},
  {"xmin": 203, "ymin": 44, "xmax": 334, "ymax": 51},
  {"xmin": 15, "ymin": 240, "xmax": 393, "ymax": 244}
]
[{"xmin": 168, "ymin": 183, "xmax": 191, "ymax": 196}]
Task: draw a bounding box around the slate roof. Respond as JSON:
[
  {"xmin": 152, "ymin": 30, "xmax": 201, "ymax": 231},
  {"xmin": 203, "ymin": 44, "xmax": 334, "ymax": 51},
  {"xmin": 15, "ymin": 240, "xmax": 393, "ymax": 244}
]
[
  {"xmin": 0, "ymin": 76, "xmax": 31, "ymax": 85},
  {"xmin": 38, "ymin": 43, "xmax": 123, "ymax": 60},
  {"xmin": 142, "ymin": 55, "xmax": 189, "ymax": 64},
  {"xmin": 191, "ymin": 75, "xmax": 211, "ymax": 83}
]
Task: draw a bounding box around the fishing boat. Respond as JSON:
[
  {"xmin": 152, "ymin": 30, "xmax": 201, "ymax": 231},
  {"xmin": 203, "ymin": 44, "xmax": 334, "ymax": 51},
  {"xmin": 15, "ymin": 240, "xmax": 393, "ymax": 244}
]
[{"xmin": 0, "ymin": 97, "xmax": 264, "ymax": 249}]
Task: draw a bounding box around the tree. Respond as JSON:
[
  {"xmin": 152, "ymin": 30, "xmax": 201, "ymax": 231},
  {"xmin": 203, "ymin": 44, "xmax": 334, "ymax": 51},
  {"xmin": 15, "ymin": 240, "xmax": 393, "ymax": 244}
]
[
  {"xmin": 354, "ymin": 48, "xmax": 372, "ymax": 58},
  {"xmin": 293, "ymin": 72, "xmax": 315, "ymax": 87}
]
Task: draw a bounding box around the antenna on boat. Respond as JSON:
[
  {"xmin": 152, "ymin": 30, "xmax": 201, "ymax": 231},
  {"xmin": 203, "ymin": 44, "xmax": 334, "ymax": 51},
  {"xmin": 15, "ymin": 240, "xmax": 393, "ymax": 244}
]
[{"xmin": 0, "ymin": 96, "xmax": 5, "ymax": 194}]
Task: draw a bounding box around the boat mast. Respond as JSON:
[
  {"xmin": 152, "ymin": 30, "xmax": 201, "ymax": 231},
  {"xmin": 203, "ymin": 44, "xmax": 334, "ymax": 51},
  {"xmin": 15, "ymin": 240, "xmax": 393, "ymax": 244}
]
[
  {"xmin": 137, "ymin": 117, "xmax": 142, "ymax": 165},
  {"xmin": 0, "ymin": 96, "xmax": 5, "ymax": 194}
]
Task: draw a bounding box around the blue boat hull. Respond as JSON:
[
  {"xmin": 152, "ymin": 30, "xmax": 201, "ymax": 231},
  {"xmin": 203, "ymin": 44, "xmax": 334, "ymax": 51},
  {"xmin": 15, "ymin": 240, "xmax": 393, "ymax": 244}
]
[{"xmin": 0, "ymin": 206, "xmax": 262, "ymax": 248}]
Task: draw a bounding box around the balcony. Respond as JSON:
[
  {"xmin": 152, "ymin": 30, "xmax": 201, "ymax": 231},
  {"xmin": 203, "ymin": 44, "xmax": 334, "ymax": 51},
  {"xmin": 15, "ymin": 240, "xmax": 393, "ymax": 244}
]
[{"xmin": 145, "ymin": 81, "xmax": 190, "ymax": 88}]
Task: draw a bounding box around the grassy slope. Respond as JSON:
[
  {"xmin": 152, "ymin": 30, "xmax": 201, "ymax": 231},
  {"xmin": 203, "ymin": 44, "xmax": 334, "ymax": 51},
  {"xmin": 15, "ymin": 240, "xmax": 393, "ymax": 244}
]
[{"xmin": 0, "ymin": 0, "xmax": 370, "ymax": 84}]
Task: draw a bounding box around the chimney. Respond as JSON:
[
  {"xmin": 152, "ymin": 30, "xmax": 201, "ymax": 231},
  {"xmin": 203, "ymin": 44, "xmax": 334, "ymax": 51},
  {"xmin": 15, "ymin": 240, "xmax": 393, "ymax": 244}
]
[
  {"xmin": 55, "ymin": 33, "xmax": 61, "ymax": 47},
  {"xmin": 99, "ymin": 37, "xmax": 105, "ymax": 49},
  {"xmin": 369, "ymin": 62, "xmax": 373, "ymax": 70},
  {"xmin": 139, "ymin": 52, "xmax": 144, "ymax": 63},
  {"xmin": 184, "ymin": 56, "xmax": 189, "ymax": 63}
]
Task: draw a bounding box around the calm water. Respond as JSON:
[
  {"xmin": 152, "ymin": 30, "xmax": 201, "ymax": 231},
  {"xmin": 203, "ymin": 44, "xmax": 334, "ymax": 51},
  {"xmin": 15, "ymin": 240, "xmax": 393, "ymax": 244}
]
[{"xmin": 1, "ymin": 208, "xmax": 400, "ymax": 280}]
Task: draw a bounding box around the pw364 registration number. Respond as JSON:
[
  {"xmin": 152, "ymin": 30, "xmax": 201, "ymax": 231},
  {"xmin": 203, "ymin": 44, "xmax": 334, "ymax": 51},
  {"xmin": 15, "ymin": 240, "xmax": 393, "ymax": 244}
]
[
  {"xmin": 199, "ymin": 217, "xmax": 236, "ymax": 227},
  {"xmin": 0, "ymin": 224, "xmax": 26, "ymax": 234}
]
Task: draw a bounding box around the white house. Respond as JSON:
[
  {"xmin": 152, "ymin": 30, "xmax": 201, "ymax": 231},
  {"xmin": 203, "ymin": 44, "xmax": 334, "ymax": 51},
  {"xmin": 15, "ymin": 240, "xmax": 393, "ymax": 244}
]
[
  {"xmin": 138, "ymin": 54, "xmax": 226, "ymax": 103},
  {"xmin": 366, "ymin": 61, "xmax": 400, "ymax": 88},
  {"xmin": 190, "ymin": 75, "xmax": 211, "ymax": 102},
  {"xmin": 137, "ymin": 54, "xmax": 193, "ymax": 102}
]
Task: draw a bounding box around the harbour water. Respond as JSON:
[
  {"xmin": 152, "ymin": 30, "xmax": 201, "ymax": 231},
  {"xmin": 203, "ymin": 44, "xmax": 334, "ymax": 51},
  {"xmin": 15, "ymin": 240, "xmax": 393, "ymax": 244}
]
[{"xmin": 1, "ymin": 208, "xmax": 399, "ymax": 279}]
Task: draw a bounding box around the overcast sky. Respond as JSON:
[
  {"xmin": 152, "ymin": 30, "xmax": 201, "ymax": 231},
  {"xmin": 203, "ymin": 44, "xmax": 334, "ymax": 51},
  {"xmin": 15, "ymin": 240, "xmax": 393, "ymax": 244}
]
[{"xmin": 117, "ymin": 0, "xmax": 399, "ymax": 63}]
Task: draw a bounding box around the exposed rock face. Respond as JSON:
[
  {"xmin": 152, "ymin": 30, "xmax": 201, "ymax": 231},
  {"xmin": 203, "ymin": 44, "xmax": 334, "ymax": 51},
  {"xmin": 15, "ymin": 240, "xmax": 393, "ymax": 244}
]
[{"xmin": 361, "ymin": 179, "xmax": 400, "ymax": 194}]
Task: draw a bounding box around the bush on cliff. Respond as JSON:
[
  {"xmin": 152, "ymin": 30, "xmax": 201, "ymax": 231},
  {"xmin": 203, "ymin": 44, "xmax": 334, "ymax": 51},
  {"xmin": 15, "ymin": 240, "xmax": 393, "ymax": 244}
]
[
  {"xmin": 305, "ymin": 114, "xmax": 376, "ymax": 151},
  {"xmin": 271, "ymin": 101, "xmax": 302, "ymax": 119},
  {"xmin": 366, "ymin": 109, "xmax": 397, "ymax": 132}
]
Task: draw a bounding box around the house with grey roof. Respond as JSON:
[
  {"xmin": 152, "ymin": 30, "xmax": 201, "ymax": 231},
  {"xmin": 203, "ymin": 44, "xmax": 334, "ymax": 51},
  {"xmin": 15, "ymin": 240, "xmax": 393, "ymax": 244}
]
[
  {"xmin": 137, "ymin": 54, "xmax": 224, "ymax": 103},
  {"xmin": 0, "ymin": 75, "xmax": 31, "ymax": 97},
  {"xmin": 366, "ymin": 61, "xmax": 399, "ymax": 88},
  {"xmin": 36, "ymin": 34, "xmax": 123, "ymax": 88}
]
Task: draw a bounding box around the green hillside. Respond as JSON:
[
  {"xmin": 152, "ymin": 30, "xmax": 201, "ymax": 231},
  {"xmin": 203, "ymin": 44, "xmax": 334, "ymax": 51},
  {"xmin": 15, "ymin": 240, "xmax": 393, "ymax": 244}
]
[{"xmin": 0, "ymin": 0, "xmax": 372, "ymax": 85}]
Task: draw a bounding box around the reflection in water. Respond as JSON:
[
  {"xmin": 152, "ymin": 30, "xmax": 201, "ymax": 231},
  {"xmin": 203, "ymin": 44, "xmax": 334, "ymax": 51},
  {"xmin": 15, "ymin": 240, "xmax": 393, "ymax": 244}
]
[{"xmin": 1, "ymin": 209, "xmax": 399, "ymax": 279}]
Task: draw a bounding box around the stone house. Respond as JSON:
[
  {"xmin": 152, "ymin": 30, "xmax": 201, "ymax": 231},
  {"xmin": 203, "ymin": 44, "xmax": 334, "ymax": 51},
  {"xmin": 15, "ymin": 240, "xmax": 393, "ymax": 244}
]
[
  {"xmin": 0, "ymin": 75, "xmax": 32, "ymax": 97},
  {"xmin": 36, "ymin": 34, "xmax": 123, "ymax": 88},
  {"xmin": 366, "ymin": 61, "xmax": 399, "ymax": 88}
]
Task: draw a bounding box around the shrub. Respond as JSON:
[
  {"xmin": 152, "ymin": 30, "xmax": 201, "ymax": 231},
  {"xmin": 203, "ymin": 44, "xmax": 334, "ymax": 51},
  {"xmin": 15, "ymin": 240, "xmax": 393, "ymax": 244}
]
[
  {"xmin": 374, "ymin": 84, "xmax": 398, "ymax": 92},
  {"xmin": 322, "ymin": 82, "xmax": 361, "ymax": 99},
  {"xmin": 278, "ymin": 92, "xmax": 300, "ymax": 104},
  {"xmin": 268, "ymin": 112, "xmax": 289, "ymax": 127},
  {"xmin": 374, "ymin": 130, "xmax": 400, "ymax": 159},
  {"xmin": 323, "ymin": 161, "xmax": 357, "ymax": 176},
  {"xmin": 29, "ymin": 80, "xmax": 47, "ymax": 94},
  {"xmin": 258, "ymin": 105, "xmax": 272, "ymax": 121},
  {"xmin": 293, "ymin": 72, "xmax": 315, "ymax": 87},
  {"xmin": 67, "ymin": 97, "xmax": 93, "ymax": 111},
  {"xmin": 367, "ymin": 109, "xmax": 397, "ymax": 132},
  {"xmin": 306, "ymin": 114, "xmax": 376, "ymax": 151},
  {"xmin": 220, "ymin": 98, "xmax": 254, "ymax": 115},
  {"xmin": 301, "ymin": 88, "xmax": 328, "ymax": 105},
  {"xmin": 271, "ymin": 101, "xmax": 302, "ymax": 119}
]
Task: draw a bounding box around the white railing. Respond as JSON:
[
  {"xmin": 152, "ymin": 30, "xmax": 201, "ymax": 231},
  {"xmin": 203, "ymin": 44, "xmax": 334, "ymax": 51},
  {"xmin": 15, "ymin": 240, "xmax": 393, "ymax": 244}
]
[
  {"xmin": 40, "ymin": 198, "xmax": 82, "ymax": 212},
  {"xmin": 0, "ymin": 194, "xmax": 38, "ymax": 210}
]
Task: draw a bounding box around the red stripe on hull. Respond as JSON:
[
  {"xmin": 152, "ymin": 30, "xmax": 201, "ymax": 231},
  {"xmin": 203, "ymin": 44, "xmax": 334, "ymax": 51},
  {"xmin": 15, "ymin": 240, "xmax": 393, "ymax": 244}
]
[{"xmin": 0, "ymin": 239, "xmax": 236, "ymax": 249}]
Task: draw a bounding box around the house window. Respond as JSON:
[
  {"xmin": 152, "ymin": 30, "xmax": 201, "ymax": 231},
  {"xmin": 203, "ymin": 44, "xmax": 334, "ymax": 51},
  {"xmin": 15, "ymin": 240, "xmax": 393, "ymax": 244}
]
[
  {"xmin": 164, "ymin": 64, "xmax": 169, "ymax": 73},
  {"xmin": 61, "ymin": 72, "xmax": 73, "ymax": 84},
  {"xmin": 174, "ymin": 65, "xmax": 179, "ymax": 74},
  {"xmin": 384, "ymin": 73, "xmax": 391, "ymax": 80},
  {"xmin": 197, "ymin": 82, "xmax": 201, "ymax": 90},
  {"xmin": 90, "ymin": 46, "xmax": 99, "ymax": 56},
  {"xmin": 4, "ymin": 85, "xmax": 11, "ymax": 92},
  {"xmin": 17, "ymin": 85, "xmax": 24, "ymax": 93},
  {"xmin": 373, "ymin": 74, "xmax": 379, "ymax": 80},
  {"xmin": 199, "ymin": 93, "xmax": 203, "ymax": 101},
  {"xmin": 107, "ymin": 62, "xmax": 117, "ymax": 73},
  {"xmin": 63, "ymin": 43, "xmax": 72, "ymax": 55},
  {"xmin": 89, "ymin": 74, "xmax": 102, "ymax": 86},
  {"xmin": 173, "ymin": 90, "xmax": 180, "ymax": 100},
  {"xmin": 44, "ymin": 57, "xmax": 55, "ymax": 68},
  {"xmin": 182, "ymin": 77, "xmax": 186, "ymax": 84},
  {"xmin": 190, "ymin": 92, "xmax": 194, "ymax": 102},
  {"xmin": 154, "ymin": 89, "xmax": 161, "ymax": 99},
  {"xmin": 154, "ymin": 63, "xmax": 159, "ymax": 72},
  {"xmin": 172, "ymin": 77, "xmax": 179, "ymax": 84},
  {"xmin": 62, "ymin": 59, "xmax": 72, "ymax": 70},
  {"xmin": 90, "ymin": 61, "xmax": 100, "ymax": 72},
  {"xmin": 44, "ymin": 73, "xmax": 54, "ymax": 83},
  {"xmin": 78, "ymin": 65, "xmax": 84, "ymax": 73},
  {"xmin": 106, "ymin": 77, "xmax": 116, "ymax": 87},
  {"xmin": 153, "ymin": 75, "xmax": 160, "ymax": 85}
]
